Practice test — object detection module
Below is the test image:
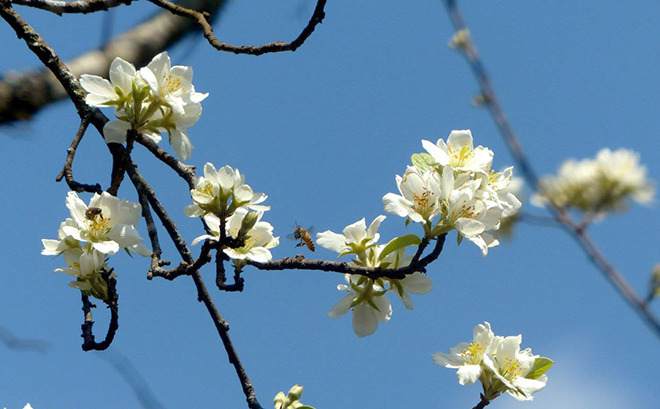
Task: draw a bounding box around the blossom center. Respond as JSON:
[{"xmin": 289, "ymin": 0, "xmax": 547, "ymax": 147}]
[
  {"xmin": 412, "ymin": 188, "xmax": 435, "ymax": 217},
  {"xmin": 460, "ymin": 342, "xmax": 485, "ymax": 365},
  {"xmin": 163, "ymin": 74, "xmax": 184, "ymax": 95},
  {"xmin": 448, "ymin": 145, "xmax": 474, "ymax": 167},
  {"xmin": 499, "ymin": 357, "xmax": 525, "ymax": 382},
  {"xmin": 86, "ymin": 210, "xmax": 111, "ymax": 241}
]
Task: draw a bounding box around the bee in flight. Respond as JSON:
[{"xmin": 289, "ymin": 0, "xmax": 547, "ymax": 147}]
[
  {"xmin": 287, "ymin": 225, "xmax": 315, "ymax": 252},
  {"xmin": 85, "ymin": 207, "xmax": 103, "ymax": 220}
]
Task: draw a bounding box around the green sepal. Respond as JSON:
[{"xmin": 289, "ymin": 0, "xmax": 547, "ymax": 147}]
[
  {"xmin": 525, "ymin": 357, "xmax": 554, "ymax": 380},
  {"xmin": 456, "ymin": 233, "xmax": 463, "ymax": 245},
  {"xmin": 411, "ymin": 152, "xmax": 436, "ymax": 171},
  {"xmin": 377, "ymin": 234, "xmax": 422, "ymax": 262}
]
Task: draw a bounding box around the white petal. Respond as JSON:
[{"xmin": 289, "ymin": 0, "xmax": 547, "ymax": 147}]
[
  {"xmin": 456, "ymin": 365, "xmax": 482, "ymax": 385},
  {"xmin": 103, "ymin": 120, "xmax": 130, "ymax": 144},
  {"xmin": 447, "ymin": 129, "xmax": 473, "ymax": 150},
  {"xmin": 352, "ymin": 304, "xmax": 378, "ymax": 338},
  {"xmin": 80, "ymin": 75, "xmax": 116, "ymax": 105},
  {"xmin": 109, "ymin": 57, "xmax": 137, "ymax": 92},
  {"xmin": 455, "ymin": 218, "xmax": 485, "ymax": 237},
  {"xmin": 316, "ymin": 231, "xmax": 347, "ymax": 253},
  {"xmin": 107, "ymin": 224, "xmax": 143, "ymax": 248},
  {"xmin": 372, "ymin": 295, "xmax": 392, "ymax": 323},
  {"xmin": 170, "ymin": 128, "xmax": 192, "ymax": 160},
  {"xmin": 401, "ymin": 272, "xmax": 433, "ymax": 294},
  {"xmin": 328, "ymin": 293, "xmax": 356, "ymax": 318},
  {"xmin": 422, "ymin": 139, "xmax": 449, "ymax": 166},
  {"xmin": 138, "ymin": 67, "xmax": 159, "ymax": 94},
  {"xmin": 92, "ymin": 240, "xmax": 120, "ymax": 255}
]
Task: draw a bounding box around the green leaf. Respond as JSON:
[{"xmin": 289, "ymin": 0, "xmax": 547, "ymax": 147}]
[
  {"xmin": 525, "ymin": 357, "xmax": 554, "ymax": 380},
  {"xmin": 377, "ymin": 234, "xmax": 422, "ymax": 262},
  {"xmin": 297, "ymin": 406, "xmax": 316, "ymax": 409},
  {"xmin": 411, "ymin": 153, "xmax": 436, "ymax": 171}
]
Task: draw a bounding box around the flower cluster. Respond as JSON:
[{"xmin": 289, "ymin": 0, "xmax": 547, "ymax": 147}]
[
  {"xmin": 80, "ymin": 52, "xmax": 208, "ymax": 160},
  {"xmin": 273, "ymin": 384, "xmax": 316, "ymax": 409},
  {"xmin": 533, "ymin": 148, "xmax": 655, "ymax": 215},
  {"xmin": 318, "ymin": 216, "xmax": 432, "ymax": 337},
  {"xmin": 188, "ymin": 163, "xmax": 278, "ymax": 266},
  {"xmin": 433, "ymin": 322, "xmax": 553, "ymax": 402},
  {"xmin": 42, "ymin": 192, "xmax": 151, "ymax": 301},
  {"xmin": 383, "ymin": 130, "xmax": 521, "ymax": 256}
]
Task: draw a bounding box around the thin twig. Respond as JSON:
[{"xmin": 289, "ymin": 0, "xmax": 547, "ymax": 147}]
[
  {"xmin": 442, "ymin": 0, "xmax": 660, "ymax": 340},
  {"xmin": 55, "ymin": 114, "xmax": 103, "ymax": 193},
  {"xmin": 135, "ymin": 133, "xmax": 196, "ymax": 189},
  {"xmin": 147, "ymin": 0, "xmax": 327, "ymax": 56},
  {"xmin": 10, "ymin": 0, "xmax": 133, "ymax": 15}
]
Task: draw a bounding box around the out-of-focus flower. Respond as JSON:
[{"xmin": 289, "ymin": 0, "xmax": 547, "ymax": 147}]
[
  {"xmin": 534, "ymin": 148, "xmax": 655, "ymax": 215},
  {"xmin": 648, "ymin": 263, "xmax": 660, "ymax": 301}
]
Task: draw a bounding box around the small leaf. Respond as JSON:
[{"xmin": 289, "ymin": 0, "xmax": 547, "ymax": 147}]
[
  {"xmin": 297, "ymin": 406, "xmax": 316, "ymax": 409},
  {"xmin": 378, "ymin": 234, "xmax": 422, "ymax": 262},
  {"xmin": 411, "ymin": 153, "xmax": 436, "ymax": 171},
  {"xmin": 525, "ymin": 357, "xmax": 554, "ymax": 380}
]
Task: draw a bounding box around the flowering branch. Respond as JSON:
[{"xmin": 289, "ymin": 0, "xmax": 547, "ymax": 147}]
[
  {"xmin": 442, "ymin": 0, "xmax": 660, "ymax": 340},
  {"xmin": 10, "ymin": 0, "xmax": 133, "ymax": 15},
  {"xmin": 147, "ymin": 0, "xmax": 327, "ymax": 56},
  {"xmin": 249, "ymin": 234, "xmax": 447, "ymax": 280}
]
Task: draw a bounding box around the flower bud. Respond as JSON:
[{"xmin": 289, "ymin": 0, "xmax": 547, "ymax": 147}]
[{"xmin": 238, "ymin": 211, "xmax": 259, "ymax": 239}]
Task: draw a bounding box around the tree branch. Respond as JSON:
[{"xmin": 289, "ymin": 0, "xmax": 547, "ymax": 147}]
[
  {"xmin": 80, "ymin": 270, "xmax": 119, "ymax": 351},
  {"xmin": 147, "ymin": 0, "xmax": 327, "ymax": 56},
  {"xmin": 11, "ymin": 0, "xmax": 133, "ymax": 15},
  {"xmin": 55, "ymin": 114, "xmax": 103, "ymax": 193}
]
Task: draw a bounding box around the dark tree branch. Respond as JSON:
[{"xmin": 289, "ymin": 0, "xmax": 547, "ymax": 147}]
[
  {"xmin": 80, "ymin": 270, "xmax": 119, "ymax": 351},
  {"xmin": 147, "ymin": 0, "xmax": 327, "ymax": 56},
  {"xmin": 442, "ymin": 0, "xmax": 660, "ymax": 340},
  {"xmin": 135, "ymin": 133, "xmax": 196, "ymax": 189},
  {"xmin": 249, "ymin": 234, "xmax": 447, "ymax": 280},
  {"xmin": 11, "ymin": 0, "xmax": 133, "ymax": 15},
  {"xmin": 471, "ymin": 394, "xmax": 490, "ymax": 409},
  {"xmin": 55, "ymin": 114, "xmax": 103, "ymax": 193}
]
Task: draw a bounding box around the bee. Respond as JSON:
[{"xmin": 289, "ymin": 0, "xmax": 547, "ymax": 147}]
[
  {"xmin": 287, "ymin": 225, "xmax": 315, "ymax": 252},
  {"xmin": 85, "ymin": 207, "xmax": 103, "ymax": 220}
]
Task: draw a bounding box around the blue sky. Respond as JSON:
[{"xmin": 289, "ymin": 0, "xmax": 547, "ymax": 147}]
[{"xmin": 1, "ymin": 1, "xmax": 659, "ymax": 408}]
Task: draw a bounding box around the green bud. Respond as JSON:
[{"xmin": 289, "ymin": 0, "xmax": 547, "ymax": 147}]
[{"xmin": 238, "ymin": 211, "xmax": 259, "ymax": 238}]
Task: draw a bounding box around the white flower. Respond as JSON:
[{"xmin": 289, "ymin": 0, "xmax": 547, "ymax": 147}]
[
  {"xmin": 482, "ymin": 335, "xmax": 548, "ymax": 401},
  {"xmin": 60, "ymin": 191, "xmax": 150, "ymax": 256},
  {"xmin": 41, "ymin": 219, "xmax": 82, "ymax": 256},
  {"xmin": 54, "ymin": 247, "xmax": 116, "ymax": 301},
  {"xmin": 139, "ymin": 51, "xmax": 208, "ymax": 115},
  {"xmin": 383, "ymin": 166, "xmax": 452, "ymax": 225},
  {"xmin": 185, "ymin": 163, "xmax": 269, "ymax": 217},
  {"xmin": 594, "ymin": 148, "xmax": 655, "ymax": 207},
  {"xmin": 80, "ymin": 57, "xmax": 137, "ymax": 109},
  {"xmin": 432, "ymin": 322, "xmax": 495, "ymax": 385},
  {"xmin": 445, "ymin": 181, "xmax": 502, "ymax": 256},
  {"xmin": 328, "ymin": 274, "xmax": 392, "ymax": 338},
  {"xmin": 477, "ymin": 167, "xmax": 522, "ymax": 218},
  {"xmin": 140, "ymin": 99, "xmax": 203, "ymax": 160},
  {"xmin": 422, "ymin": 130, "xmax": 493, "ymax": 173},
  {"xmin": 316, "ymin": 215, "xmax": 385, "ymax": 260},
  {"xmin": 192, "ymin": 209, "xmax": 279, "ymax": 263}
]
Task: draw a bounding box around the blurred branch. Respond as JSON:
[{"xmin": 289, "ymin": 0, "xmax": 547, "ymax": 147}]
[
  {"xmin": 0, "ymin": 0, "xmax": 227, "ymax": 124},
  {"xmin": 148, "ymin": 0, "xmax": 327, "ymax": 56},
  {"xmin": 0, "ymin": 325, "xmax": 51, "ymax": 354},
  {"xmin": 442, "ymin": 0, "xmax": 660, "ymax": 340},
  {"xmin": 11, "ymin": 0, "xmax": 132, "ymax": 15},
  {"xmin": 96, "ymin": 349, "xmax": 168, "ymax": 409}
]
